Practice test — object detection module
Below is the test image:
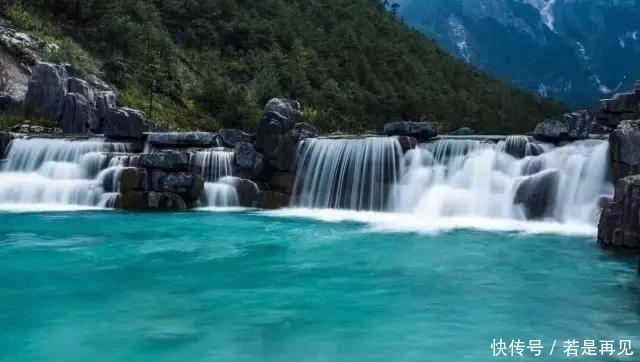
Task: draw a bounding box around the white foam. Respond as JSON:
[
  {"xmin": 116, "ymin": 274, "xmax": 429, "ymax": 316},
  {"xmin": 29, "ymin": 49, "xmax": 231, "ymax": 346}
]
[
  {"xmin": 0, "ymin": 203, "xmax": 107, "ymax": 213},
  {"xmin": 265, "ymin": 208, "xmax": 597, "ymax": 236}
]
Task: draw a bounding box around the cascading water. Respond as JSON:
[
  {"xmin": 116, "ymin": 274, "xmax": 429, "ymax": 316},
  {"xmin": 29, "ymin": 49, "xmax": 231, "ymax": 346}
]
[
  {"xmin": 392, "ymin": 138, "xmax": 613, "ymax": 225},
  {"xmin": 0, "ymin": 138, "xmax": 129, "ymax": 209},
  {"xmin": 291, "ymin": 137, "xmax": 403, "ymax": 210},
  {"xmin": 189, "ymin": 148, "xmax": 239, "ymax": 207}
]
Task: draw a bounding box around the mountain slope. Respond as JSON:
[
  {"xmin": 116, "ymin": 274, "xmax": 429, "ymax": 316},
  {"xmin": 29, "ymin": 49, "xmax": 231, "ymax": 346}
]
[
  {"xmin": 1, "ymin": 0, "xmax": 565, "ymax": 133},
  {"xmin": 396, "ymin": 0, "xmax": 640, "ymax": 108}
]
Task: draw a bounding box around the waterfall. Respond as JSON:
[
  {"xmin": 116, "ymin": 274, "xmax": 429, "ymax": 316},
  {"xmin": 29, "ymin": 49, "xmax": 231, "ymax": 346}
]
[
  {"xmin": 0, "ymin": 138, "xmax": 130, "ymax": 209},
  {"xmin": 190, "ymin": 148, "xmax": 238, "ymax": 207},
  {"xmin": 393, "ymin": 138, "xmax": 613, "ymax": 224},
  {"xmin": 291, "ymin": 137, "xmax": 403, "ymax": 210}
]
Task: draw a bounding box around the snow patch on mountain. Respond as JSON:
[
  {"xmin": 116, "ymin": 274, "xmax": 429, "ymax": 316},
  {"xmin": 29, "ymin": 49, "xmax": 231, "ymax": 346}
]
[
  {"xmin": 521, "ymin": 0, "xmax": 557, "ymax": 31},
  {"xmin": 448, "ymin": 16, "xmax": 471, "ymax": 62},
  {"xmin": 619, "ymin": 30, "xmax": 639, "ymax": 49}
]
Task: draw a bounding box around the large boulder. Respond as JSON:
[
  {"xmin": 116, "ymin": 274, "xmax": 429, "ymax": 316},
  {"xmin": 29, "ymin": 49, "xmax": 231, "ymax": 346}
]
[
  {"xmin": 0, "ymin": 132, "xmax": 17, "ymax": 159},
  {"xmin": 93, "ymin": 91, "xmax": 116, "ymax": 130},
  {"xmin": 218, "ymin": 129, "xmax": 255, "ymax": 148},
  {"xmin": 266, "ymin": 171, "xmax": 295, "ymax": 195},
  {"xmin": 138, "ymin": 152, "xmax": 190, "ymax": 171},
  {"xmin": 609, "ymin": 120, "xmax": 640, "ymax": 181},
  {"xmin": 383, "ymin": 121, "xmax": 438, "ymax": 142},
  {"xmin": 113, "ymin": 191, "xmax": 187, "ymax": 211},
  {"xmin": 147, "ymin": 132, "xmax": 217, "ymax": 149},
  {"xmin": 148, "ymin": 170, "xmax": 204, "ymax": 203},
  {"xmin": 0, "ymin": 93, "xmax": 20, "ymax": 113},
  {"xmin": 24, "ymin": 62, "xmax": 67, "ymax": 122},
  {"xmin": 596, "ymin": 84, "xmax": 640, "ymax": 128},
  {"xmin": 514, "ymin": 170, "xmax": 560, "ymax": 220},
  {"xmin": 118, "ymin": 167, "xmax": 148, "ymax": 194},
  {"xmin": 260, "ymin": 190, "xmax": 290, "ymax": 209},
  {"xmin": 264, "ymin": 98, "xmax": 303, "ymax": 124},
  {"xmin": 598, "ymin": 175, "xmax": 640, "ymax": 251},
  {"xmin": 221, "ymin": 177, "xmax": 262, "ymax": 208},
  {"xmin": 271, "ymin": 122, "xmax": 318, "ymax": 171},
  {"xmin": 395, "ymin": 135, "xmax": 418, "ymax": 153},
  {"xmin": 255, "ymin": 111, "xmax": 292, "ymax": 159},
  {"xmin": 533, "ymin": 110, "xmax": 590, "ymax": 142},
  {"xmin": 66, "ymin": 77, "xmax": 93, "ymax": 104},
  {"xmin": 233, "ymin": 142, "xmax": 264, "ymax": 179},
  {"xmin": 101, "ymin": 107, "xmax": 149, "ymax": 139},
  {"xmin": 59, "ymin": 93, "xmax": 95, "ymax": 134}
]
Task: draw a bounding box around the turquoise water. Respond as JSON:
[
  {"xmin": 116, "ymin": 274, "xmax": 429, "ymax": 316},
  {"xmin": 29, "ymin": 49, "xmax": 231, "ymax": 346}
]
[{"xmin": 1, "ymin": 210, "xmax": 639, "ymax": 362}]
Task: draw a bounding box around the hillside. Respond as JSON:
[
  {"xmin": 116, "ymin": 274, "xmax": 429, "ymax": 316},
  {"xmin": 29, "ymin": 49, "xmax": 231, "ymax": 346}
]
[
  {"xmin": 395, "ymin": 0, "xmax": 640, "ymax": 108},
  {"xmin": 0, "ymin": 0, "xmax": 566, "ymax": 133}
]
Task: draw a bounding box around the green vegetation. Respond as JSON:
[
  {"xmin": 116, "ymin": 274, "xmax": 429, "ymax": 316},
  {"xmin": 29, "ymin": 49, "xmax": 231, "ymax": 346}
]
[{"xmin": 1, "ymin": 0, "xmax": 567, "ymax": 133}]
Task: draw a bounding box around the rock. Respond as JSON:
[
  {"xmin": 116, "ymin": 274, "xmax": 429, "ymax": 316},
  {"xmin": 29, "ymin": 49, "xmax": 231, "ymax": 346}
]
[
  {"xmin": 395, "ymin": 135, "xmax": 418, "ymax": 153},
  {"xmin": 221, "ymin": 177, "xmax": 262, "ymax": 207},
  {"xmin": 147, "ymin": 132, "xmax": 217, "ymax": 149},
  {"xmin": 138, "ymin": 152, "xmax": 190, "ymax": 171},
  {"xmin": 101, "ymin": 107, "xmax": 149, "ymax": 139},
  {"xmin": 0, "ymin": 93, "xmax": 19, "ymax": 113},
  {"xmin": 114, "ymin": 191, "xmax": 187, "ymax": 211},
  {"xmin": 233, "ymin": 142, "xmax": 264, "ymax": 179},
  {"xmin": 9, "ymin": 121, "xmax": 62, "ymax": 135},
  {"xmin": 66, "ymin": 78, "xmax": 93, "ymax": 104},
  {"xmin": 598, "ymin": 175, "xmax": 640, "ymax": 250},
  {"xmin": 383, "ymin": 121, "xmax": 438, "ymax": 142},
  {"xmin": 449, "ymin": 127, "xmax": 475, "ymax": 136},
  {"xmin": 270, "ymin": 122, "xmax": 318, "ymax": 171},
  {"xmin": 590, "ymin": 122, "xmax": 613, "ymax": 135},
  {"xmin": 93, "ymin": 91, "xmax": 116, "ymax": 129},
  {"xmin": 255, "ymin": 111, "xmax": 292, "ymax": 159},
  {"xmin": 118, "ymin": 168, "xmax": 148, "ymax": 194},
  {"xmin": 24, "ymin": 62, "xmax": 67, "ymax": 122},
  {"xmin": 59, "ymin": 93, "xmax": 95, "ymax": 134},
  {"xmin": 609, "ymin": 120, "xmax": 640, "ymax": 181},
  {"xmin": 514, "ymin": 170, "xmax": 560, "ymax": 220},
  {"xmin": 148, "ymin": 170, "xmax": 204, "ymax": 203},
  {"xmin": 267, "ymin": 171, "xmax": 295, "ymax": 194},
  {"xmin": 502, "ymin": 135, "xmax": 544, "ymax": 159},
  {"xmin": 596, "ymin": 85, "xmax": 640, "ymax": 128},
  {"xmin": 260, "ymin": 190, "xmax": 290, "ymax": 209},
  {"xmin": 533, "ymin": 110, "xmax": 590, "ymax": 142},
  {"xmin": 218, "ymin": 129, "xmax": 255, "ymax": 148},
  {"xmin": 0, "ymin": 132, "xmax": 17, "ymax": 159},
  {"xmin": 264, "ymin": 98, "xmax": 303, "ymax": 124}
]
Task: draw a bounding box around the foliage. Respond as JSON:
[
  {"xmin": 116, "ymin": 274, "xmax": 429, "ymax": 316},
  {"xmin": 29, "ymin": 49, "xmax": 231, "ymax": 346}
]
[{"xmin": 2, "ymin": 0, "xmax": 567, "ymax": 133}]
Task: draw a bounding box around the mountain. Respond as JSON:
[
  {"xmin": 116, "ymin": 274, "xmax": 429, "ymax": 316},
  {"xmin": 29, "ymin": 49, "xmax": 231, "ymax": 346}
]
[
  {"xmin": 0, "ymin": 0, "xmax": 565, "ymax": 133},
  {"xmin": 395, "ymin": 0, "xmax": 640, "ymax": 108}
]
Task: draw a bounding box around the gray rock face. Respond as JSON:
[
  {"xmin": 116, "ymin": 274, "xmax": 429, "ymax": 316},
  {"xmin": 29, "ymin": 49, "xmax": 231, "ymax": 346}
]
[
  {"xmin": 233, "ymin": 142, "xmax": 264, "ymax": 179},
  {"xmin": 59, "ymin": 93, "xmax": 95, "ymax": 134},
  {"xmin": 514, "ymin": 170, "xmax": 560, "ymax": 220},
  {"xmin": 222, "ymin": 177, "xmax": 262, "ymax": 207},
  {"xmin": 149, "ymin": 170, "xmax": 204, "ymax": 203},
  {"xmin": 0, "ymin": 132, "xmax": 17, "ymax": 159},
  {"xmin": 609, "ymin": 120, "xmax": 640, "ymax": 181},
  {"xmin": 147, "ymin": 132, "xmax": 217, "ymax": 149},
  {"xmin": 596, "ymin": 87, "xmax": 640, "ymax": 128},
  {"xmin": 0, "ymin": 93, "xmax": 19, "ymax": 112},
  {"xmin": 67, "ymin": 77, "xmax": 93, "ymax": 104},
  {"xmin": 24, "ymin": 62, "xmax": 67, "ymax": 122},
  {"xmin": 264, "ymin": 98, "xmax": 303, "ymax": 125},
  {"xmin": 102, "ymin": 107, "xmax": 149, "ymax": 139},
  {"xmin": 270, "ymin": 122, "xmax": 318, "ymax": 172},
  {"xmin": 10, "ymin": 121, "xmax": 62, "ymax": 135},
  {"xmin": 255, "ymin": 111, "xmax": 292, "ymax": 159},
  {"xmin": 113, "ymin": 191, "xmax": 187, "ymax": 211},
  {"xmin": 533, "ymin": 110, "xmax": 590, "ymax": 142},
  {"xmin": 218, "ymin": 129, "xmax": 254, "ymax": 148},
  {"xmin": 598, "ymin": 175, "xmax": 640, "ymax": 250},
  {"xmin": 383, "ymin": 121, "xmax": 438, "ymax": 142},
  {"xmin": 93, "ymin": 91, "xmax": 116, "ymax": 127},
  {"xmin": 138, "ymin": 152, "xmax": 190, "ymax": 171}
]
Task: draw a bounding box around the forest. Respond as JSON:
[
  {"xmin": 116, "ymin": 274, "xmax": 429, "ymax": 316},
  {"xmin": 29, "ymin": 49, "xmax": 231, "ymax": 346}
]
[{"xmin": 0, "ymin": 0, "xmax": 566, "ymax": 133}]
